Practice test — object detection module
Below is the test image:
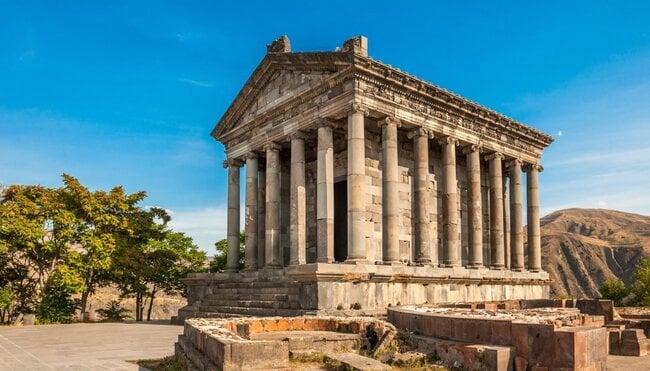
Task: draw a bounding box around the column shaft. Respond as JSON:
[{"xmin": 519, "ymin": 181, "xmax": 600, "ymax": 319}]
[
  {"xmin": 244, "ymin": 155, "xmax": 258, "ymax": 270},
  {"xmin": 503, "ymin": 175, "xmax": 511, "ymax": 268},
  {"xmin": 265, "ymin": 143, "xmax": 281, "ymax": 267},
  {"xmin": 381, "ymin": 118, "xmax": 400, "ymax": 263},
  {"xmin": 442, "ymin": 137, "xmax": 460, "ymax": 267},
  {"xmin": 413, "ymin": 129, "xmax": 431, "ymax": 264},
  {"xmin": 317, "ymin": 122, "xmax": 334, "ymax": 263},
  {"xmin": 489, "ymin": 154, "xmax": 505, "ymax": 269},
  {"xmin": 466, "ymin": 146, "xmax": 483, "ymax": 268},
  {"xmin": 257, "ymin": 167, "xmax": 266, "ymax": 267},
  {"xmin": 290, "ymin": 135, "xmax": 306, "ymax": 265},
  {"xmin": 509, "ymin": 161, "xmax": 524, "ymax": 270},
  {"xmin": 346, "ymin": 105, "xmax": 367, "ymax": 262},
  {"xmin": 527, "ymin": 165, "xmax": 542, "ymax": 272},
  {"xmin": 225, "ymin": 159, "xmax": 242, "ymax": 272}
]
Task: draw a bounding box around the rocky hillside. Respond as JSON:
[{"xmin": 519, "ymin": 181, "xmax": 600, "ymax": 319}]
[{"xmin": 540, "ymin": 208, "xmax": 650, "ymax": 298}]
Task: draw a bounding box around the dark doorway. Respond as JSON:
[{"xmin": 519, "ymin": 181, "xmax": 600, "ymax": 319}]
[{"xmin": 334, "ymin": 180, "xmax": 347, "ymax": 262}]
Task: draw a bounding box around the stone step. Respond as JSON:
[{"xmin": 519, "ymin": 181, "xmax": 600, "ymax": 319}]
[
  {"xmin": 201, "ymin": 299, "xmax": 301, "ymax": 310},
  {"xmin": 197, "ymin": 305, "xmax": 311, "ymax": 317},
  {"xmin": 204, "ymin": 293, "xmax": 297, "ymax": 301},
  {"xmin": 324, "ymin": 352, "xmax": 391, "ymax": 371},
  {"xmin": 211, "ymin": 281, "xmax": 301, "ymax": 289},
  {"xmin": 208, "ymin": 286, "xmax": 301, "ymax": 295}
]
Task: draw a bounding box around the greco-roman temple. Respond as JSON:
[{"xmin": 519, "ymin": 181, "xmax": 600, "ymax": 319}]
[{"xmin": 179, "ymin": 35, "xmax": 554, "ymax": 319}]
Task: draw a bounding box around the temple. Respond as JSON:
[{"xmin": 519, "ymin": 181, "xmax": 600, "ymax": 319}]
[{"xmin": 179, "ymin": 35, "xmax": 554, "ymax": 319}]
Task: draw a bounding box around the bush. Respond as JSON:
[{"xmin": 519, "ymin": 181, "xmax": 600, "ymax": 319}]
[
  {"xmin": 36, "ymin": 288, "xmax": 77, "ymax": 324},
  {"xmin": 97, "ymin": 300, "xmax": 131, "ymax": 322},
  {"xmin": 632, "ymin": 258, "xmax": 650, "ymax": 306},
  {"xmin": 599, "ymin": 278, "xmax": 629, "ymax": 306}
]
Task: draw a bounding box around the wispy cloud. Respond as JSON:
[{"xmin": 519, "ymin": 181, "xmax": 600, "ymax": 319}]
[
  {"xmin": 168, "ymin": 206, "xmax": 231, "ymax": 253},
  {"xmin": 20, "ymin": 48, "xmax": 36, "ymax": 60},
  {"xmin": 177, "ymin": 77, "xmax": 215, "ymax": 88}
]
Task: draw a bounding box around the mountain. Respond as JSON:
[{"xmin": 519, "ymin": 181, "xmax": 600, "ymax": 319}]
[{"xmin": 540, "ymin": 208, "xmax": 650, "ymax": 298}]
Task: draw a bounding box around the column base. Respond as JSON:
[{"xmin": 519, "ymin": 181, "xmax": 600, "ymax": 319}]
[
  {"xmin": 379, "ymin": 261, "xmax": 405, "ymax": 266},
  {"xmin": 316, "ymin": 257, "xmax": 334, "ymax": 263},
  {"xmin": 466, "ymin": 264, "xmax": 484, "ymax": 269},
  {"xmin": 262, "ymin": 264, "xmax": 283, "ymax": 270},
  {"xmin": 490, "ymin": 265, "xmax": 506, "ymax": 270},
  {"xmin": 441, "ymin": 263, "xmax": 461, "ymax": 268},
  {"xmin": 344, "ymin": 258, "xmax": 369, "ymax": 264},
  {"xmin": 224, "ymin": 268, "xmax": 239, "ymax": 273},
  {"xmin": 511, "ymin": 267, "xmax": 525, "ymax": 272},
  {"xmin": 242, "ymin": 266, "xmax": 258, "ymax": 272}
]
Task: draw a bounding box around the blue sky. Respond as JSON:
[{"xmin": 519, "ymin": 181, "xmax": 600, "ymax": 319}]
[{"xmin": 1, "ymin": 1, "xmax": 649, "ymax": 253}]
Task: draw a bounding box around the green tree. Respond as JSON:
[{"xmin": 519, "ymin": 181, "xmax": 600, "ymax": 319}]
[
  {"xmin": 210, "ymin": 231, "xmax": 244, "ymax": 272},
  {"xmin": 631, "ymin": 258, "xmax": 650, "ymax": 306},
  {"xmin": 599, "ymin": 278, "xmax": 629, "ymax": 306},
  {"xmin": 0, "ymin": 183, "xmax": 75, "ymax": 322},
  {"xmin": 112, "ymin": 208, "xmax": 205, "ymax": 321},
  {"xmin": 59, "ymin": 174, "xmax": 146, "ymax": 321}
]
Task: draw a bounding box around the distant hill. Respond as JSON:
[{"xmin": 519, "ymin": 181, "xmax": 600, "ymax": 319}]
[{"xmin": 540, "ymin": 208, "xmax": 650, "ymax": 298}]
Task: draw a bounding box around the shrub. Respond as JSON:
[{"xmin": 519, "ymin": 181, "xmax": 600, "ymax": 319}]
[
  {"xmin": 36, "ymin": 288, "xmax": 77, "ymax": 324},
  {"xmin": 97, "ymin": 300, "xmax": 131, "ymax": 322},
  {"xmin": 599, "ymin": 278, "xmax": 629, "ymax": 306}
]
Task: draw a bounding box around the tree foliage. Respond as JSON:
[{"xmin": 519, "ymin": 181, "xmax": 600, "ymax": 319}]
[
  {"xmin": 599, "ymin": 258, "xmax": 650, "ymax": 307},
  {"xmin": 210, "ymin": 231, "xmax": 244, "ymax": 272},
  {"xmin": 598, "ymin": 278, "xmax": 629, "ymax": 306},
  {"xmin": 0, "ymin": 175, "xmax": 206, "ymax": 324}
]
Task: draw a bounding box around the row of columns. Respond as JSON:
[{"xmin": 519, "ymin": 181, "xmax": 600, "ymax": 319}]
[{"xmin": 223, "ymin": 109, "xmax": 543, "ymax": 272}]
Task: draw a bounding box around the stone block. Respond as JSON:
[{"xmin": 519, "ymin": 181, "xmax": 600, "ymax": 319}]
[
  {"xmin": 491, "ymin": 320, "xmax": 513, "ymax": 346},
  {"xmin": 553, "ymin": 327, "xmax": 607, "ymax": 370},
  {"xmin": 609, "ymin": 329, "xmax": 621, "ymax": 354}
]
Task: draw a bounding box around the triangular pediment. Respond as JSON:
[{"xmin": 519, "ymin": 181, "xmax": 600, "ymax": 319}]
[{"xmin": 212, "ymin": 52, "xmax": 352, "ymax": 140}]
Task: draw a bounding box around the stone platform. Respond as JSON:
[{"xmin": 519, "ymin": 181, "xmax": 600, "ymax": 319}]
[{"xmin": 178, "ymin": 263, "xmax": 550, "ymax": 321}]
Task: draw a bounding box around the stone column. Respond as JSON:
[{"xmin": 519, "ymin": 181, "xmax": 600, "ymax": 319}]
[
  {"xmin": 412, "ymin": 128, "xmax": 432, "ymax": 265},
  {"xmin": 317, "ymin": 120, "xmax": 334, "ymax": 263},
  {"xmin": 509, "ymin": 160, "xmax": 524, "ymax": 271},
  {"xmin": 503, "ymin": 174, "xmax": 510, "ymax": 269},
  {"xmin": 464, "ymin": 145, "xmax": 483, "ymax": 268},
  {"xmin": 380, "ymin": 117, "xmax": 400, "ymax": 263},
  {"xmin": 264, "ymin": 143, "xmax": 282, "ymax": 267},
  {"xmin": 290, "ymin": 133, "xmax": 307, "ymax": 265},
  {"xmin": 526, "ymin": 164, "xmax": 543, "ymax": 272},
  {"xmin": 346, "ymin": 103, "xmax": 368, "ymax": 263},
  {"xmin": 244, "ymin": 153, "xmax": 258, "ymax": 271},
  {"xmin": 224, "ymin": 159, "xmax": 243, "ymax": 272},
  {"xmin": 257, "ymin": 165, "xmax": 266, "ymax": 268},
  {"xmin": 488, "ymin": 153, "xmax": 505, "ymax": 269},
  {"xmin": 441, "ymin": 137, "xmax": 460, "ymax": 267}
]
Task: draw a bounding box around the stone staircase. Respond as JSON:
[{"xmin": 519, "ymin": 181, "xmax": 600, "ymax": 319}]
[{"xmin": 194, "ymin": 275, "xmax": 315, "ymax": 318}]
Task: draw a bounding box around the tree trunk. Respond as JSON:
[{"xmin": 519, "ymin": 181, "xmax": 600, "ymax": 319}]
[
  {"xmin": 79, "ymin": 291, "xmax": 89, "ymax": 322},
  {"xmin": 146, "ymin": 288, "xmax": 156, "ymax": 321},
  {"xmin": 135, "ymin": 293, "xmax": 142, "ymax": 321}
]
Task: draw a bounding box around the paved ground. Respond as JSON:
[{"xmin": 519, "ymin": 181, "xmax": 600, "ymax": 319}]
[
  {"xmin": 0, "ymin": 321, "xmax": 183, "ymax": 370},
  {"xmin": 607, "ymin": 355, "xmax": 650, "ymax": 370}
]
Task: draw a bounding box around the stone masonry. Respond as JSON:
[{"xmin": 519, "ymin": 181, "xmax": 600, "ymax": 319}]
[{"xmin": 179, "ymin": 35, "xmax": 555, "ymax": 319}]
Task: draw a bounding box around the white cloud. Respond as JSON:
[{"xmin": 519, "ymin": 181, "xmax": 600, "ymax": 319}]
[
  {"xmin": 556, "ymin": 130, "xmax": 563, "ymax": 137},
  {"xmin": 167, "ymin": 206, "xmax": 229, "ymax": 254},
  {"xmin": 178, "ymin": 77, "xmax": 215, "ymax": 88},
  {"xmin": 20, "ymin": 48, "xmax": 36, "ymax": 60}
]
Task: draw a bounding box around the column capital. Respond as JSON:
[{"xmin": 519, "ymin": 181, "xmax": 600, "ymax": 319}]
[
  {"xmin": 438, "ymin": 136, "xmax": 459, "ymax": 146},
  {"xmin": 244, "ymin": 152, "xmax": 259, "ymax": 160},
  {"xmin": 462, "ymin": 143, "xmax": 482, "ymax": 154},
  {"xmin": 263, "ymin": 142, "xmax": 282, "ymax": 152},
  {"xmin": 407, "ymin": 127, "xmax": 433, "ymax": 139},
  {"xmin": 223, "ymin": 158, "xmax": 244, "ymax": 168},
  {"xmin": 316, "ymin": 118, "xmax": 337, "ymax": 129},
  {"xmin": 377, "ymin": 116, "xmax": 401, "ymax": 128},
  {"xmin": 523, "ymin": 163, "xmax": 544, "ymax": 172},
  {"xmin": 506, "ymin": 158, "xmax": 523, "ymax": 169},
  {"xmin": 289, "ymin": 130, "xmax": 310, "ymax": 141},
  {"xmin": 348, "ymin": 102, "xmax": 369, "ymax": 116},
  {"xmin": 485, "ymin": 152, "xmax": 504, "ymax": 161}
]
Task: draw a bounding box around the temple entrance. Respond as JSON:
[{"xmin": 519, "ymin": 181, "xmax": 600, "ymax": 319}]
[{"xmin": 334, "ymin": 180, "xmax": 347, "ymax": 262}]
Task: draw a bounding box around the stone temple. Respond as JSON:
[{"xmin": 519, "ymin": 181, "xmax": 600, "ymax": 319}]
[{"xmin": 179, "ymin": 35, "xmax": 554, "ymax": 319}]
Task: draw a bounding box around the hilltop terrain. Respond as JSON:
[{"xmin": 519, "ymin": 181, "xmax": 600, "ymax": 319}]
[{"xmin": 540, "ymin": 208, "xmax": 650, "ymax": 298}]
